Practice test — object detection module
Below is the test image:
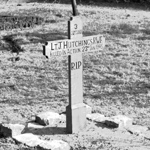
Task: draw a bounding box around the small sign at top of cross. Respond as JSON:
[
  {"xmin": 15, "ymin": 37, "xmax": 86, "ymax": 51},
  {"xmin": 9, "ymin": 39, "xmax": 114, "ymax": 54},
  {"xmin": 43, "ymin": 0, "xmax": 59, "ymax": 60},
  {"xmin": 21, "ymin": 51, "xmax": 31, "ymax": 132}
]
[{"xmin": 43, "ymin": 1, "xmax": 105, "ymax": 134}]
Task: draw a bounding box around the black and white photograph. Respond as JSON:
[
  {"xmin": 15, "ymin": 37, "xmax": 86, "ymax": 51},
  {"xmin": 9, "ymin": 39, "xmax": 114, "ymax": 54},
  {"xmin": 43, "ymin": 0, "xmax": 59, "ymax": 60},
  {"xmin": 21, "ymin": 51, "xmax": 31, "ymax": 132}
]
[{"xmin": 0, "ymin": 0, "xmax": 150, "ymax": 149}]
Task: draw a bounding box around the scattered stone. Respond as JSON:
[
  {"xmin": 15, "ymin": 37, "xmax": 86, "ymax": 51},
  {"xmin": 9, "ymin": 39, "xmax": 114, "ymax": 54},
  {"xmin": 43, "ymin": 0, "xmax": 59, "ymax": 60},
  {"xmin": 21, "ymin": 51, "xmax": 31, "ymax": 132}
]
[
  {"xmin": 125, "ymin": 125, "xmax": 148, "ymax": 135},
  {"xmin": 23, "ymin": 121, "xmax": 45, "ymax": 133},
  {"xmin": 0, "ymin": 123, "xmax": 25, "ymax": 137},
  {"xmin": 37, "ymin": 140, "xmax": 71, "ymax": 150},
  {"xmin": 13, "ymin": 133, "xmax": 41, "ymax": 147},
  {"xmin": 84, "ymin": 104, "xmax": 92, "ymax": 115},
  {"xmin": 143, "ymin": 131, "xmax": 150, "ymax": 140},
  {"xmin": 24, "ymin": 122, "xmax": 66, "ymax": 135},
  {"xmin": 86, "ymin": 114, "xmax": 133, "ymax": 129},
  {"xmin": 104, "ymin": 118, "xmax": 119, "ymax": 128},
  {"xmin": 27, "ymin": 122, "xmax": 44, "ymax": 129},
  {"xmin": 35, "ymin": 111, "xmax": 61, "ymax": 126},
  {"xmin": 86, "ymin": 113, "xmax": 105, "ymax": 122},
  {"xmin": 110, "ymin": 115, "xmax": 133, "ymax": 128},
  {"xmin": 104, "ymin": 115, "xmax": 133, "ymax": 129},
  {"xmin": 13, "ymin": 133, "xmax": 71, "ymax": 150},
  {"xmin": 59, "ymin": 114, "xmax": 66, "ymax": 123}
]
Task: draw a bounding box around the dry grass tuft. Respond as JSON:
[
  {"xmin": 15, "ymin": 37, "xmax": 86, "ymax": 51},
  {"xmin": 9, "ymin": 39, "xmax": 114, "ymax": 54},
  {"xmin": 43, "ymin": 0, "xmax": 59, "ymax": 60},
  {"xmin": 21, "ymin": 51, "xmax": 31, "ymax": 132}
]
[
  {"xmin": 3, "ymin": 35, "xmax": 24, "ymax": 55},
  {"xmin": 109, "ymin": 23, "xmax": 139, "ymax": 35}
]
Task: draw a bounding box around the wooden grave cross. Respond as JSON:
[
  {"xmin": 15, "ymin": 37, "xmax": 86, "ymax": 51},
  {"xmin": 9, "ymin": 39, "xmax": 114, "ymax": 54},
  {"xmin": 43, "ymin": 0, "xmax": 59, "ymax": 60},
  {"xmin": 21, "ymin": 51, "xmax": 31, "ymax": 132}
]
[{"xmin": 43, "ymin": 16, "xmax": 105, "ymax": 134}]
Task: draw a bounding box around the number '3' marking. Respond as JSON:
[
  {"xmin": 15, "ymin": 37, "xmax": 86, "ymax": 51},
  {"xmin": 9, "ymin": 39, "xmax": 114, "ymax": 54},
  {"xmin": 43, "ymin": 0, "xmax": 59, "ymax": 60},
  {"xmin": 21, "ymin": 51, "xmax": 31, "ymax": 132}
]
[{"xmin": 74, "ymin": 24, "xmax": 78, "ymax": 29}]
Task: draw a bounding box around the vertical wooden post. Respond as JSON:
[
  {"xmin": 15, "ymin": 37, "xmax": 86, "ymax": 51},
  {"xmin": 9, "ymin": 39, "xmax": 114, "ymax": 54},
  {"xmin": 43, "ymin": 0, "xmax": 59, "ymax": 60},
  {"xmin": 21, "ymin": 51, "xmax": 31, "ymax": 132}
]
[{"xmin": 66, "ymin": 2, "xmax": 86, "ymax": 133}]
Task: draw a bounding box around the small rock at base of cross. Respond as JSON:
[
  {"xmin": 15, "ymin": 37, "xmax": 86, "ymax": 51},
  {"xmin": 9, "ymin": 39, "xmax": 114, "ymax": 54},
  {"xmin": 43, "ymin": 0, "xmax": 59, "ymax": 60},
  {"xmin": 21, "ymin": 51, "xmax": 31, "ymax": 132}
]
[{"xmin": 0, "ymin": 123, "xmax": 25, "ymax": 137}]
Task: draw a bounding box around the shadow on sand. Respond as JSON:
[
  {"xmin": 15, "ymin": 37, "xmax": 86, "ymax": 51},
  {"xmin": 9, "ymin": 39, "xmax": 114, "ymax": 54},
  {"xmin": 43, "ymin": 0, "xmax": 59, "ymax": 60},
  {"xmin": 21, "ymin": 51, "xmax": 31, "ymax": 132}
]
[{"xmin": 23, "ymin": 121, "xmax": 67, "ymax": 135}]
